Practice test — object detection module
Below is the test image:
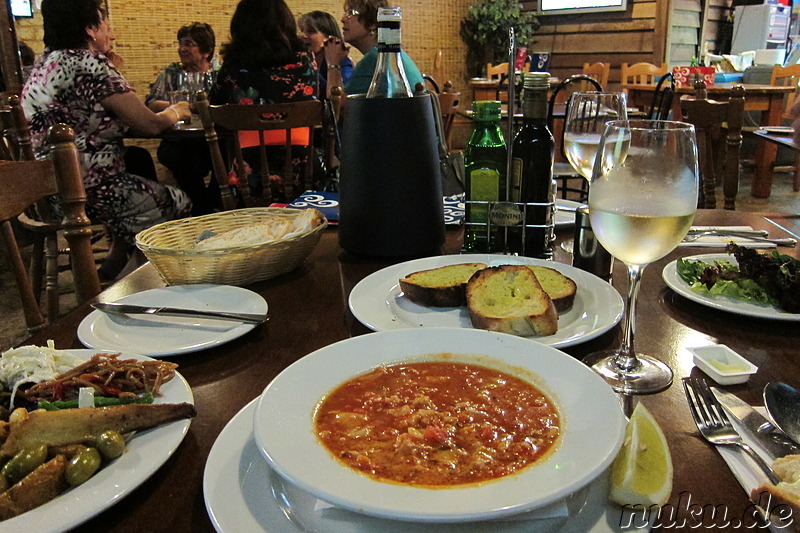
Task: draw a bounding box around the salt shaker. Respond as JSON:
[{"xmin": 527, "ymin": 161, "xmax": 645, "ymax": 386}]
[{"xmin": 572, "ymin": 205, "xmax": 613, "ymax": 280}]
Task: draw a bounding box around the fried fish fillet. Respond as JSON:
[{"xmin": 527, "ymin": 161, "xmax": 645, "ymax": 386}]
[{"xmin": 0, "ymin": 403, "xmax": 196, "ymax": 457}]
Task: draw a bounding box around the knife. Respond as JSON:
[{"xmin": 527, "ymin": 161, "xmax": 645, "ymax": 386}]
[
  {"xmin": 712, "ymin": 387, "xmax": 800, "ymax": 460},
  {"xmin": 687, "ymin": 229, "xmax": 769, "ymax": 237},
  {"xmin": 92, "ymin": 303, "xmax": 268, "ymax": 324}
]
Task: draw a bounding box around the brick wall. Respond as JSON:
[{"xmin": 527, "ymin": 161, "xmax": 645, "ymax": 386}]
[{"xmin": 15, "ymin": 0, "xmax": 473, "ymax": 102}]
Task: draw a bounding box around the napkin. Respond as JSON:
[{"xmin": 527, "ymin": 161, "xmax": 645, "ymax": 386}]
[
  {"xmin": 313, "ymin": 497, "xmax": 569, "ymax": 521},
  {"xmin": 714, "ymin": 407, "xmax": 789, "ymax": 532},
  {"xmin": 680, "ymin": 226, "xmax": 777, "ymax": 249}
]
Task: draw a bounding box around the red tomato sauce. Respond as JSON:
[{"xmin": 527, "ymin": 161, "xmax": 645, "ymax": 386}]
[{"xmin": 314, "ymin": 360, "xmax": 560, "ymax": 486}]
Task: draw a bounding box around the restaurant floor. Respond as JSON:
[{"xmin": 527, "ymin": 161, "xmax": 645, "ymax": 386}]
[{"xmin": 1, "ymin": 168, "xmax": 798, "ymax": 352}]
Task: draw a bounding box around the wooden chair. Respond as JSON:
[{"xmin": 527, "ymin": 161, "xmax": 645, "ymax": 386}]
[
  {"xmin": 620, "ymin": 62, "xmax": 669, "ymax": 88},
  {"xmin": 196, "ymin": 92, "xmax": 327, "ymax": 208},
  {"xmin": 680, "ymin": 81, "xmax": 745, "ymax": 210},
  {"xmin": 0, "ymin": 124, "xmax": 100, "ymax": 332},
  {"xmin": 486, "ymin": 62, "xmax": 509, "ymax": 80},
  {"xmin": 582, "ymin": 62, "xmax": 610, "ymax": 90},
  {"xmin": 438, "ymin": 82, "xmax": 461, "ymax": 151},
  {"xmin": 768, "ymin": 64, "xmax": 800, "ymax": 191}
]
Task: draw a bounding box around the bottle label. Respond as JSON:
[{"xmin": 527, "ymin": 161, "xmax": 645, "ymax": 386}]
[
  {"xmin": 468, "ymin": 168, "xmax": 499, "ymax": 223},
  {"xmin": 377, "ymin": 26, "xmax": 401, "ymax": 46},
  {"xmin": 510, "ymin": 157, "xmax": 523, "ymax": 203},
  {"xmin": 490, "ymin": 202, "xmax": 524, "ymax": 227}
]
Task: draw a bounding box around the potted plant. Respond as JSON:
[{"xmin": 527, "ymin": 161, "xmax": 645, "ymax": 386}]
[{"xmin": 461, "ymin": 0, "xmax": 539, "ymax": 79}]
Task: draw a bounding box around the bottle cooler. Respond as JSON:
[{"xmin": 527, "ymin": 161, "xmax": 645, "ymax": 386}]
[{"xmin": 338, "ymin": 94, "xmax": 445, "ymax": 256}]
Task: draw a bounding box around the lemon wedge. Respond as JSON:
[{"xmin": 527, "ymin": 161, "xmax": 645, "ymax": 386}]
[{"xmin": 609, "ymin": 403, "xmax": 673, "ymax": 507}]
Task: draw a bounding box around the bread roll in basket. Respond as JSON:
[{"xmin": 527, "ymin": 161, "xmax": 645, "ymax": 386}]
[{"xmin": 135, "ymin": 208, "xmax": 327, "ymax": 286}]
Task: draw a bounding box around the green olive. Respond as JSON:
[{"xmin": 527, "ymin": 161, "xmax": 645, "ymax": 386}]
[
  {"xmin": 0, "ymin": 444, "xmax": 48, "ymax": 485},
  {"xmin": 65, "ymin": 447, "xmax": 101, "ymax": 486},
  {"xmin": 0, "ymin": 474, "xmax": 9, "ymax": 493},
  {"xmin": 96, "ymin": 431, "xmax": 126, "ymax": 460}
]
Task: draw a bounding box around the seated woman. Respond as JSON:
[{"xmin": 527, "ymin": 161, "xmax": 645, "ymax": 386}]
[
  {"xmin": 22, "ymin": 0, "xmax": 192, "ymax": 280},
  {"xmin": 146, "ymin": 22, "xmax": 218, "ymax": 216},
  {"xmin": 324, "ymin": 0, "xmax": 423, "ymax": 97},
  {"xmin": 209, "ymin": 0, "xmax": 317, "ymax": 202},
  {"xmin": 298, "ymin": 11, "xmax": 353, "ymax": 96}
]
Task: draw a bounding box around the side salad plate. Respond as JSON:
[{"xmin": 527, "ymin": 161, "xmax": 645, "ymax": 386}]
[
  {"xmin": 348, "ymin": 254, "xmax": 624, "ymax": 349},
  {"xmin": 78, "ymin": 284, "xmax": 268, "ymax": 356},
  {"xmin": 662, "ymin": 253, "xmax": 800, "ymax": 321}
]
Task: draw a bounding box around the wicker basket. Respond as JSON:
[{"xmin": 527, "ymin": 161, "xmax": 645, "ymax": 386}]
[{"xmin": 135, "ymin": 208, "xmax": 327, "ymax": 286}]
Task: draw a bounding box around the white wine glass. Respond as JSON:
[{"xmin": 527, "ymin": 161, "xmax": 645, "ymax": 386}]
[
  {"xmin": 563, "ymin": 92, "xmax": 628, "ymax": 184},
  {"xmin": 583, "ymin": 119, "xmax": 699, "ymax": 394},
  {"xmin": 560, "ymin": 92, "xmax": 627, "ymax": 254}
]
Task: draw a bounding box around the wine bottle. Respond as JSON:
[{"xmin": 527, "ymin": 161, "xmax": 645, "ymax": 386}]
[
  {"xmin": 509, "ymin": 72, "xmax": 556, "ymax": 258},
  {"xmin": 366, "ymin": 7, "xmax": 413, "ymax": 98},
  {"xmin": 463, "ymin": 100, "xmax": 507, "ymax": 253}
]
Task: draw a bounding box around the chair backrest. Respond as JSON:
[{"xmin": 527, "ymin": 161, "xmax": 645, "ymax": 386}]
[
  {"xmin": 648, "ymin": 71, "xmax": 676, "ymax": 120},
  {"xmin": 582, "ymin": 62, "xmax": 610, "ymax": 89},
  {"xmin": 196, "ymin": 91, "xmax": 325, "ymax": 207},
  {"xmin": 621, "ymin": 62, "xmax": 669, "ymax": 87},
  {"xmin": 437, "ymin": 81, "xmax": 460, "ymax": 150},
  {"xmin": 770, "ymin": 64, "xmax": 800, "ymax": 121},
  {"xmin": 486, "ymin": 62, "xmax": 509, "ymax": 80},
  {"xmin": 0, "ymin": 124, "xmax": 101, "ymax": 331},
  {"xmin": 680, "ymin": 81, "xmax": 745, "ymax": 210}
]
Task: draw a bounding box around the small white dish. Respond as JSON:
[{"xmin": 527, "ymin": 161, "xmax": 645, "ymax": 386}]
[
  {"xmin": 689, "ymin": 344, "xmax": 758, "ymax": 385},
  {"xmin": 78, "ymin": 284, "xmax": 267, "ymax": 357}
]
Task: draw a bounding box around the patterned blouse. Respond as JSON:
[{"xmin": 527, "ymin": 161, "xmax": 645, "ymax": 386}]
[
  {"xmin": 21, "ymin": 49, "xmax": 131, "ymax": 190},
  {"xmin": 208, "ymin": 50, "xmax": 317, "ymax": 105}
]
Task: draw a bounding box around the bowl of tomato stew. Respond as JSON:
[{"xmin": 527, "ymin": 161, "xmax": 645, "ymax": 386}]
[{"xmin": 253, "ymin": 328, "xmax": 626, "ymax": 523}]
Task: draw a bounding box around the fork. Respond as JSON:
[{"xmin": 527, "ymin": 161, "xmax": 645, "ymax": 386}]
[
  {"xmin": 683, "ymin": 377, "xmax": 781, "ymax": 484},
  {"xmin": 682, "ymin": 232, "xmax": 797, "ymax": 247}
]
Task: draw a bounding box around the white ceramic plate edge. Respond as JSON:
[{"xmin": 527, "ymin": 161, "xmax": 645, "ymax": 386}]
[
  {"xmin": 250, "ymin": 328, "xmax": 626, "ymax": 523},
  {"xmin": 3, "ymin": 349, "xmax": 194, "ymax": 533},
  {"xmin": 662, "ymin": 253, "xmax": 800, "ymax": 322},
  {"xmin": 77, "ymin": 284, "xmax": 268, "ymax": 356},
  {"xmin": 348, "ymin": 254, "xmax": 623, "ymax": 348}
]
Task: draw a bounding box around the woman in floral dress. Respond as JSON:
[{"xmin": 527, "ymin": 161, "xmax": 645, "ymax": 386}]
[
  {"xmin": 209, "ymin": 0, "xmax": 317, "ymax": 202},
  {"xmin": 22, "ymin": 0, "xmax": 192, "ymax": 280}
]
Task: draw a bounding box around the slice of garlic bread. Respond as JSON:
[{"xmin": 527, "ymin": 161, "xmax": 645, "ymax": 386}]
[{"xmin": 400, "ymin": 263, "xmax": 488, "ymax": 307}]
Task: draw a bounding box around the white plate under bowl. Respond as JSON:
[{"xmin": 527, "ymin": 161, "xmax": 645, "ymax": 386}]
[
  {"xmin": 205, "ymin": 399, "xmax": 640, "ymax": 533},
  {"xmin": 4, "ymin": 349, "xmax": 193, "ymax": 532},
  {"xmin": 252, "ymin": 328, "xmax": 626, "ymax": 523},
  {"xmin": 662, "ymin": 253, "xmax": 800, "ymax": 322},
  {"xmin": 348, "ymin": 254, "xmax": 623, "ymax": 348},
  {"xmin": 78, "ymin": 284, "xmax": 268, "ymax": 356}
]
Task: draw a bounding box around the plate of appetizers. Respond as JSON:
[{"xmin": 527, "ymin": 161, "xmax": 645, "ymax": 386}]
[
  {"xmin": 78, "ymin": 284, "xmax": 268, "ymax": 356},
  {"xmin": 0, "ymin": 346, "xmax": 194, "ymax": 532},
  {"xmin": 250, "ymin": 328, "xmax": 626, "ymax": 523},
  {"xmin": 348, "ymin": 254, "xmax": 623, "ymax": 348},
  {"xmin": 662, "ymin": 253, "xmax": 800, "ymax": 321}
]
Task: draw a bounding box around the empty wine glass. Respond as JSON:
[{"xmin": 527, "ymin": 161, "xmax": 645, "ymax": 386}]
[
  {"xmin": 582, "ymin": 119, "xmax": 699, "ymax": 394},
  {"xmin": 560, "ymin": 92, "xmax": 627, "ymax": 254},
  {"xmin": 168, "ymin": 72, "xmax": 206, "ymax": 129}
]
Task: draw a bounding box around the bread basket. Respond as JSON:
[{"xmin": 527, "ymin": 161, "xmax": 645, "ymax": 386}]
[{"xmin": 135, "ymin": 208, "xmax": 327, "ymax": 286}]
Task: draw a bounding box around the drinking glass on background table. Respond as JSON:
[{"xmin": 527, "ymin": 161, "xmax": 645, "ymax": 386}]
[
  {"xmin": 168, "ymin": 72, "xmax": 206, "ymax": 129},
  {"xmin": 583, "ymin": 119, "xmax": 699, "ymax": 394},
  {"xmin": 561, "ymin": 92, "xmax": 627, "ymax": 256}
]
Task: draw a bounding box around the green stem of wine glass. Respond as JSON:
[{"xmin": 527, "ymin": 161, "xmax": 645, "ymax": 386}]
[{"xmin": 614, "ymin": 262, "xmax": 644, "ymax": 374}]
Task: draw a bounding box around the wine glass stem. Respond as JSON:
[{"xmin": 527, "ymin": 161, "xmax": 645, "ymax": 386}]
[{"xmin": 614, "ymin": 262, "xmax": 644, "ymax": 374}]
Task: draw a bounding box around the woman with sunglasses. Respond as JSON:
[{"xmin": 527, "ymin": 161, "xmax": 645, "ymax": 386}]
[{"xmin": 324, "ymin": 0, "xmax": 423, "ymax": 97}]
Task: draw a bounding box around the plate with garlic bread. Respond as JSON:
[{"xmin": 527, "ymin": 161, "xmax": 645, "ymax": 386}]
[{"xmin": 349, "ymin": 254, "xmax": 624, "ymax": 348}]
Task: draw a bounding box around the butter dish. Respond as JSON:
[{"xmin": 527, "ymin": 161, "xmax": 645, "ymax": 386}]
[{"xmin": 689, "ymin": 344, "xmax": 758, "ymax": 385}]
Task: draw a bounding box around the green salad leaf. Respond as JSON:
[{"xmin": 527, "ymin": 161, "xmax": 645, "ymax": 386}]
[{"xmin": 676, "ymin": 258, "xmax": 778, "ymax": 306}]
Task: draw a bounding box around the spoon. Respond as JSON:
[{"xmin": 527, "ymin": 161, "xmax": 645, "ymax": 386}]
[{"xmin": 764, "ymin": 382, "xmax": 800, "ymax": 447}]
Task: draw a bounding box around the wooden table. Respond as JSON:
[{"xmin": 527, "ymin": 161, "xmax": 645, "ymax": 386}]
[
  {"xmin": 625, "ymin": 83, "xmax": 795, "ymax": 200},
  {"xmin": 752, "ymin": 129, "xmax": 800, "ymax": 193},
  {"xmin": 18, "ymin": 210, "xmax": 800, "ymax": 531}
]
